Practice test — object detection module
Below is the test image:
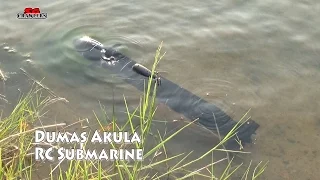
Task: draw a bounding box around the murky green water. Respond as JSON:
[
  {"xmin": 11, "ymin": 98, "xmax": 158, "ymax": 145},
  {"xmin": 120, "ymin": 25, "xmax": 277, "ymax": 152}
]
[{"xmin": 1, "ymin": 0, "xmax": 320, "ymax": 179}]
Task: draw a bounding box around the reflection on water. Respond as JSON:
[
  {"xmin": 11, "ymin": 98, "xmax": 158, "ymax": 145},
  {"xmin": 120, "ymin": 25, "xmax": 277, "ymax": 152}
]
[{"xmin": 1, "ymin": 0, "xmax": 320, "ymax": 179}]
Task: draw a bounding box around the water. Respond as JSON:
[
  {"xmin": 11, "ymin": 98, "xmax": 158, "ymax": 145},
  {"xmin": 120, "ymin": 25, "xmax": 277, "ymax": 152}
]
[{"xmin": 1, "ymin": 0, "xmax": 320, "ymax": 179}]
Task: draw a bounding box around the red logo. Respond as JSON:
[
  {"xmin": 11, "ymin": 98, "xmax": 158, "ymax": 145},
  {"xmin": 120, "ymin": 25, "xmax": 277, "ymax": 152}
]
[
  {"xmin": 17, "ymin": 7, "xmax": 47, "ymax": 19},
  {"xmin": 24, "ymin": 8, "xmax": 41, "ymax": 14}
]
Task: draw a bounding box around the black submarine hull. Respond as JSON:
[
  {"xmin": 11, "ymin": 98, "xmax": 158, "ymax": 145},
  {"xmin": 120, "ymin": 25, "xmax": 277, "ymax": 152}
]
[{"xmin": 73, "ymin": 36, "xmax": 259, "ymax": 148}]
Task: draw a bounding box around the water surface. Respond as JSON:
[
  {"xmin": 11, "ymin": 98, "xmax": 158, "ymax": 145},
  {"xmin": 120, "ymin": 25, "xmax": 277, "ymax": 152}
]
[{"xmin": 0, "ymin": 0, "xmax": 320, "ymax": 179}]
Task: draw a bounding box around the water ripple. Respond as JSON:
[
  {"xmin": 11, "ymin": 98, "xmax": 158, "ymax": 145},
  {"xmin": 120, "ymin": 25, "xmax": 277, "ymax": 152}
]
[{"xmin": 31, "ymin": 12, "xmax": 149, "ymax": 104}]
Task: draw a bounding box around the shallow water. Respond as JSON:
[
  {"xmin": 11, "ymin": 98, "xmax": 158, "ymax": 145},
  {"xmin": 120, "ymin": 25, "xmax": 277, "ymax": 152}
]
[{"xmin": 1, "ymin": 0, "xmax": 320, "ymax": 179}]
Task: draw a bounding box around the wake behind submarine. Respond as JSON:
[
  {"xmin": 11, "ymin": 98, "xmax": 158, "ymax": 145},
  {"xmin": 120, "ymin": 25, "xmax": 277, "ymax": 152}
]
[{"xmin": 73, "ymin": 36, "xmax": 259, "ymax": 149}]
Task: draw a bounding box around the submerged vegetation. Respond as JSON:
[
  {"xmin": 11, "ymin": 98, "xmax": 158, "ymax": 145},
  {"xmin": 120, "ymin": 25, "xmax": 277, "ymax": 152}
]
[{"xmin": 0, "ymin": 43, "xmax": 267, "ymax": 179}]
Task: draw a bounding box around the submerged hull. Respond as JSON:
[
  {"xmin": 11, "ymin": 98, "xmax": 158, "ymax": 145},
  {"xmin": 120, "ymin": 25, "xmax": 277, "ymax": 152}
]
[{"xmin": 73, "ymin": 36, "xmax": 259, "ymax": 148}]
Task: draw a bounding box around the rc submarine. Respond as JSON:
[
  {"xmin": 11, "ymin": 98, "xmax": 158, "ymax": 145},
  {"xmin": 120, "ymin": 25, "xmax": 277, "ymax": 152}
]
[{"xmin": 73, "ymin": 36, "xmax": 259, "ymax": 149}]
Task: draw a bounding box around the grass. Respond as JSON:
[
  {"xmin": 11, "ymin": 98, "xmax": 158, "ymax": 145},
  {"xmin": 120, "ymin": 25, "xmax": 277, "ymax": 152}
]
[{"xmin": 0, "ymin": 43, "xmax": 268, "ymax": 179}]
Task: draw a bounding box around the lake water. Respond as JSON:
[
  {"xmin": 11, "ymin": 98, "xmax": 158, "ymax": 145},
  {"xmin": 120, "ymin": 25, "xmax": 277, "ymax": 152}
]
[{"xmin": 0, "ymin": 0, "xmax": 320, "ymax": 179}]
